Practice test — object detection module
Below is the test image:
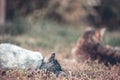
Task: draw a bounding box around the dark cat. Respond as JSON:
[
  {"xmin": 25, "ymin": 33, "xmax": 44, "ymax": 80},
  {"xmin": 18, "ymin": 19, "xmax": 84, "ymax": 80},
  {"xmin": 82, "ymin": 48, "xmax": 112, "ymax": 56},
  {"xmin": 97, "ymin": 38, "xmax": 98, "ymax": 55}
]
[
  {"xmin": 40, "ymin": 53, "xmax": 63, "ymax": 76},
  {"xmin": 72, "ymin": 27, "xmax": 120, "ymax": 66}
]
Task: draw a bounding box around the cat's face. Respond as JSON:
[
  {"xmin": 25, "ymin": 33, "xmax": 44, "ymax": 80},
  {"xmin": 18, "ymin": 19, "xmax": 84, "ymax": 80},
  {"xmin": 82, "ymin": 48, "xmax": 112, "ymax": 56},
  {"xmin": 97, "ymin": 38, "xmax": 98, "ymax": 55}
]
[
  {"xmin": 40, "ymin": 53, "xmax": 62, "ymax": 76},
  {"xmin": 81, "ymin": 27, "xmax": 106, "ymax": 45}
]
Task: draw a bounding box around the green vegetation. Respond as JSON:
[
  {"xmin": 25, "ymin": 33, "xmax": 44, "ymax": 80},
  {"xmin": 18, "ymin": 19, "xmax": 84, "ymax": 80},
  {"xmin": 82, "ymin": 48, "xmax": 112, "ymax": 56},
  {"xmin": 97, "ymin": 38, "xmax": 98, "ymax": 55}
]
[
  {"xmin": 0, "ymin": 15, "xmax": 120, "ymax": 80},
  {"xmin": 1, "ymin": 0, "xmax": 120, "ymax": 79},
  {"xmin": 104, "ymin": 32, "xmax": 120, "ymax": 46},
  {"xmin": 1, "ymin": 16, "xmax": 120, "ymax": 54},
  {"xmin": 1, "ymin": 17, "xmax": 85, "ymax": 55}
]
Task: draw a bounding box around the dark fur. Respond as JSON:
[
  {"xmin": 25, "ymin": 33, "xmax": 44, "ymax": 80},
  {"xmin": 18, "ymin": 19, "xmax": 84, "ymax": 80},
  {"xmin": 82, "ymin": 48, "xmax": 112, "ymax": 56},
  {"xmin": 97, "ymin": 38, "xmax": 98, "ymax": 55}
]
[
  {"xmin": 40, "ymin": 53, "xmax": 63, "ymax": 76},
  {"xmin": 73, "ymin": 28, "xmax": 120, "ymax": 66}
]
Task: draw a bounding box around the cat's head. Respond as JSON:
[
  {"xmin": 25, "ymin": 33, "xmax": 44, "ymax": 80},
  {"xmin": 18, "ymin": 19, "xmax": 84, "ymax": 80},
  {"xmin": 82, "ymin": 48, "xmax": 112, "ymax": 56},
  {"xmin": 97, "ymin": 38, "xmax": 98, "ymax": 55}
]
[
  {"xmin": 40, "ymin": 53, "xmax": 65, "ymax": 76},
  {"xmin": 78, "ymin": 27, "xmax": 106, "ymax": 47}
]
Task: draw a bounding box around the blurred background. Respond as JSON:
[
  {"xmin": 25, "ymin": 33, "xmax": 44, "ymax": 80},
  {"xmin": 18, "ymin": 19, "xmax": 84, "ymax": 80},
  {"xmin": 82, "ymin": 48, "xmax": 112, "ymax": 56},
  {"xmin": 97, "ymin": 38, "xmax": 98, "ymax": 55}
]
[{"xmin": 0, "ymin": 0, "xmax": 120, "ymax": 57}]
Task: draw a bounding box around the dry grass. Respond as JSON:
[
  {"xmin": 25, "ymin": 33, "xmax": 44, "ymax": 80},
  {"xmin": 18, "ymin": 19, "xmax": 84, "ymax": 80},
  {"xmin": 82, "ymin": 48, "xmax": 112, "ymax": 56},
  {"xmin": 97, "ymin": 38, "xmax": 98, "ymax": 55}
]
[
  {"xmin": 0, "ymin": 19, "xmax": 120, "ymax": 80},
  {"xmin": 0, "ymin": 60, "xmax": 120, "ymax": 80}
]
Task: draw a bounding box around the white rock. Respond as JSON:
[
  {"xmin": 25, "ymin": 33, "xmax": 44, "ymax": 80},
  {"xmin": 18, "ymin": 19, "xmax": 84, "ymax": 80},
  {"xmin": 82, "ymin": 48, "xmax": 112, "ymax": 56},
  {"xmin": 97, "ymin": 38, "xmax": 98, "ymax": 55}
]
[{"xmin": 0, "ymin": 43, "xmax": 43, "ymax": 70}]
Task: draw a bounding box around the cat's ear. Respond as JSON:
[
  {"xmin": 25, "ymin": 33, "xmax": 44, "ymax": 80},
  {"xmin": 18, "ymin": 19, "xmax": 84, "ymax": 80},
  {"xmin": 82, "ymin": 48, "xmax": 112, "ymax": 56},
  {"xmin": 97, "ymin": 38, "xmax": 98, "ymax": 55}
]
[
  {"xmin": 48, "ymin": 53, "xmax": 56, "ymax": 62},
  {"xmin": 95, "ymin": 28, "xmax": 106, "ymax": 41}
]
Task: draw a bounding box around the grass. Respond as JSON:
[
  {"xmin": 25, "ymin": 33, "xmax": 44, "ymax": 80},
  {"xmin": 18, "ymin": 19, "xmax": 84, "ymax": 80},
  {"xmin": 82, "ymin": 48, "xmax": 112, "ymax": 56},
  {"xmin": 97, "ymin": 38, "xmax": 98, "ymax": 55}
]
[
  {"xmin": 1, "ymin": 61, "xmax": 120, "ymax": 80},
  {"xmin": 104, "ymin": 32, "xmax": 120, "ymax": 46},
  {"xmin": 0, "ymin": 17, "xmax": 120, "ymax": 79},
  {"xmin": 0, "ymin": 18, "xmax": 85, "ymax": 55}
]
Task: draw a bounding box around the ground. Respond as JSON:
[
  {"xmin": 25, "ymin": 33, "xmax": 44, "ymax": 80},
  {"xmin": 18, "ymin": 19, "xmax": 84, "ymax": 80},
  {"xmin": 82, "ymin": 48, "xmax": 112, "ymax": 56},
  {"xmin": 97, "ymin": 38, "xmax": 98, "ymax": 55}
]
[{"xmin": 0, "ymin": 19, "xmax": 120, "ymax": 80}]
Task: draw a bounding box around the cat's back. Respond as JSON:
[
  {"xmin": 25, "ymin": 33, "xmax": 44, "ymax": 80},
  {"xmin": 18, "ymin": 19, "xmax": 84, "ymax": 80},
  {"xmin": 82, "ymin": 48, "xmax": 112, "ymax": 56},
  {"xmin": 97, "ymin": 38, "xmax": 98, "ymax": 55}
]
[{"xmin": 0, "ymin": 43, "xmax": 43, "ymax": 69}]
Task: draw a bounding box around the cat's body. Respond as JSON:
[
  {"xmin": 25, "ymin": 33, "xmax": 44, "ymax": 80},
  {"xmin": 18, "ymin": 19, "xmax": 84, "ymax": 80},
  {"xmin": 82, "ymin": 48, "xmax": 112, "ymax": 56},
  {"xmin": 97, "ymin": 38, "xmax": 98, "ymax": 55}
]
[
  {"xmin": 72, "ymin": 27, "xmax": 120, "ymax": 65},
  {"xmin": 0, "ymin": 43, "xmax": 63, "ymax": 76},
  {"xmin": 0, "ymin": 43, "xmax": 43, "ymax": 70}
]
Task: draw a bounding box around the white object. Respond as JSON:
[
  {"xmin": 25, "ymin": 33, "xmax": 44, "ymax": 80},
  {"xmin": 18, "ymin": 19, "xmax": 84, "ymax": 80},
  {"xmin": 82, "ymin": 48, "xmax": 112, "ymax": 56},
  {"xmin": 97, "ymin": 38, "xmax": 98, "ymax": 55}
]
[{"xmin": 0, "ymin": 43, "xmax": 43, "ymax": 70}]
